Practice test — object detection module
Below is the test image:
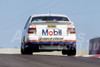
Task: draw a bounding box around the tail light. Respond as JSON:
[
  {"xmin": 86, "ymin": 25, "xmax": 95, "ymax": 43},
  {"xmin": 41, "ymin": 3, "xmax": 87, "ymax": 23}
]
[
  {"xmin": 28, "ymin": 28, "xmax": 36, "ymax": 34},
  {"xmin": 67, "ymin": 27, "xmax": 76, "ymax": 34}
]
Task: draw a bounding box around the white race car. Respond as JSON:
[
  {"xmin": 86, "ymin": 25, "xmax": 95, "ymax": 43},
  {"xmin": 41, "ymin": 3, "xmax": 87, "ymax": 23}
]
[{"xmin": 21, "ymin": 14, "xmax": 76, "ymax": 56}]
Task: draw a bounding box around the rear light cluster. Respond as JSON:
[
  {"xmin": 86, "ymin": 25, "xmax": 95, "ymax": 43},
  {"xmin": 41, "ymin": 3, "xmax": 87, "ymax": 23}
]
[
  {"xmin": 28, "ymin": 25, "xmax": 36, "ymax": 34},
  {"xmin": 67, "ymin": 28, "xmax": 75, "ymax": 30},
  {"xmin": 67, "ymin": 27, "xmax": 76, "ymax": 34}
]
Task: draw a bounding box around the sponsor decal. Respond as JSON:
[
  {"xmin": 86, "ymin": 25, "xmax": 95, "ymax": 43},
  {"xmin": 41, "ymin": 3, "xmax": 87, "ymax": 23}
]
[
  {"xmin": 42, "ymin": 29, "xmax": 62, "ymax": 36},
  {"xmin": 38, "ymin": 37, "xmax": 64, "ymax": 41}
]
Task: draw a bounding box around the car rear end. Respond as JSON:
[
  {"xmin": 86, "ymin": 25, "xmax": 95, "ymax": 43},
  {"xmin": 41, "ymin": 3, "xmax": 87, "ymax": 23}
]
[{"xmin": 22, "ymin": 14, "xmax": 76, "ymax": 56}]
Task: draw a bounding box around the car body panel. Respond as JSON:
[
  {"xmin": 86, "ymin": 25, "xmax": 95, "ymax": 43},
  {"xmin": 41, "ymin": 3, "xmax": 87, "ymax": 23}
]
[{"xmin": 21, "ymin": 14, "xmax": 76, "ymax": 51}]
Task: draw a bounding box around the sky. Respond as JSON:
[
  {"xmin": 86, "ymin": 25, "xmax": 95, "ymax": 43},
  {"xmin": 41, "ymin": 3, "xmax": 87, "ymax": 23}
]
[{"xmin": 0, "ymin": 0, "xmax": 100, "ymax": 50}]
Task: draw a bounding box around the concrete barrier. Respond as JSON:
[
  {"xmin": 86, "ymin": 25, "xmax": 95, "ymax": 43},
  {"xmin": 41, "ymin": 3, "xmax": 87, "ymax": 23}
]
[
  {"xmin": 0, "ymin": 48, "xmax": 88, "ymax": 55},
  {"xmin": 0, "ymin": 48, "xmax": 20, "ymax": 54}
]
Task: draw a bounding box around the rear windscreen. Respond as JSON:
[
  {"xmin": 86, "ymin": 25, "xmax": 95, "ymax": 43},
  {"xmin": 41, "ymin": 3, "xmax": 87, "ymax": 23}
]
[{"xmin": 31, "ymin": 16, "xmax": 69, "ymax": 22}]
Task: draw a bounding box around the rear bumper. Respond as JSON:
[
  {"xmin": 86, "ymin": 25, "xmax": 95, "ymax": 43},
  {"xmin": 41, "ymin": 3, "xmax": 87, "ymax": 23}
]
[
  {"xmin": 28, "ymin": 41, "xmax": 76, "ymax": 45},
  {"xmin": 24, "ymin": 35, "xmax": 76, "ymax": 50},
  {"xmin": 25, "ymin": 41, "xmax": 76, "ymax": 50}
]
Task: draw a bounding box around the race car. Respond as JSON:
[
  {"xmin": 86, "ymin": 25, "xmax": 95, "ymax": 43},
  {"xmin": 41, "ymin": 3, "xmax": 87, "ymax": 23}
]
[{"xmin": 21, "ymin": 14, "xmax": 76, "ymax": 56}]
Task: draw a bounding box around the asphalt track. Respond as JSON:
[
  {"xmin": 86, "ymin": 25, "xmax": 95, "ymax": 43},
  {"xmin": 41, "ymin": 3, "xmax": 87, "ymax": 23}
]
[{"xmin": 0, "ymin": 54, "xmax": 100, "ymax": 67}]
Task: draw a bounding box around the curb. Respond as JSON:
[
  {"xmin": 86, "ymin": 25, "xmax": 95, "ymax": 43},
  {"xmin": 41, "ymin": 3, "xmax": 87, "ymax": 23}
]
[{"xmin": 76, "ymin": 54, "xmax": 100, "ymax": 58}]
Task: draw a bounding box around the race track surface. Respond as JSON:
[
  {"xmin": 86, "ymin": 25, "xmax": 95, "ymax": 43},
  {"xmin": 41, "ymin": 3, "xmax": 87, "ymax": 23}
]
[{"xmin": 0, "ymin": 54, "xmax": 100, "ymax": 67}]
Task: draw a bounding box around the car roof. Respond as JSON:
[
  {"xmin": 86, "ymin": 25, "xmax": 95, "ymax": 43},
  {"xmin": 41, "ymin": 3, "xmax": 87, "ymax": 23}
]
[
  {"xmin": 31, "ymin": 14, "xmax": 70, "ymax": 21},
  {"xmin": 31, "ymin": 14, "xmax": 68, "ymax": 18}
]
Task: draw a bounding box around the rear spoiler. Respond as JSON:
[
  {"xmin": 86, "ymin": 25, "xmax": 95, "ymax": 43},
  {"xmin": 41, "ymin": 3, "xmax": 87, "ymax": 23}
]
[{"xmin": 31, "ymin": 21, "xmax": 73, "ymax": 25}]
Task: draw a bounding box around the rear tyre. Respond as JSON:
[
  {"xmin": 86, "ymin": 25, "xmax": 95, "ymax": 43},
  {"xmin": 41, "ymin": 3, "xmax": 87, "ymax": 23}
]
[
  {"xmin": 67, "ymin": 47, "xmax": 76, "ymax": 56},
  {"xmin": 62, "ymin": 50, "xmax": 67, "ymax": 55},
  {"xmin": 21, "ymin": 44, "xmax": 33, "ymax": 55},
  {"xmin": 21, "ymin": 48, "xmax": 33, "ymax": 55},
  {"xmin": 62, "ymin": 47, "xmax": 76, "ymax": 56}
]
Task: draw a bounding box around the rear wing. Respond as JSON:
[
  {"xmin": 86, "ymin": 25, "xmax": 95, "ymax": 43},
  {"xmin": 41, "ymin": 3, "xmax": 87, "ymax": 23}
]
[{"xmin": 31, "ymin": 21, "xmax": 73, "ymax": 25}]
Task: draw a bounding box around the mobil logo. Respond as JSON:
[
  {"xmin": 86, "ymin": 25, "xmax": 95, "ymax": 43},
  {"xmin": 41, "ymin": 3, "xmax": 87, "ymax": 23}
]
[{"xmin": 42, "ymin": 29, "xmax": 62, "ymax": 36}]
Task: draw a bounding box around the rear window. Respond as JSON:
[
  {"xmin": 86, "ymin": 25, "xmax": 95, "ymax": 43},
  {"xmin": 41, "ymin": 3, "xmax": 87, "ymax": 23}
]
[{"xmin": 31, "ymin": 16, "xmax": 69, "ymax": 22}]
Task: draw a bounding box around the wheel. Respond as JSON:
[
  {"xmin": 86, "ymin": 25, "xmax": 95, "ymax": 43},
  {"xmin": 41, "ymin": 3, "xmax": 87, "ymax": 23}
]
[
  {"xmin": 62, "ymin": 50, "xmax": 67, "ymax": 55},
  {"xmin": 21, "ymin": 44, "xmax": 33, "ymax": 55},
  {"xmin": 21, "ymin": 47, "xmax": 33, "ymax": 55},
  {"xmin": 62, "ymin": 47, "xmax": 76, "ymax": 56},
  {"xmin": 67, "ymin": 47, "xmax": 76, "ymax": 56}
]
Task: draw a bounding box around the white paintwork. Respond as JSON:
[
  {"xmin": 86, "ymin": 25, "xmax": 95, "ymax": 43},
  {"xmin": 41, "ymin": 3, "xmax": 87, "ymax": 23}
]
[{"xmin": 21, "ymin": 14, "xmax": 76, "ymax": 50}]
